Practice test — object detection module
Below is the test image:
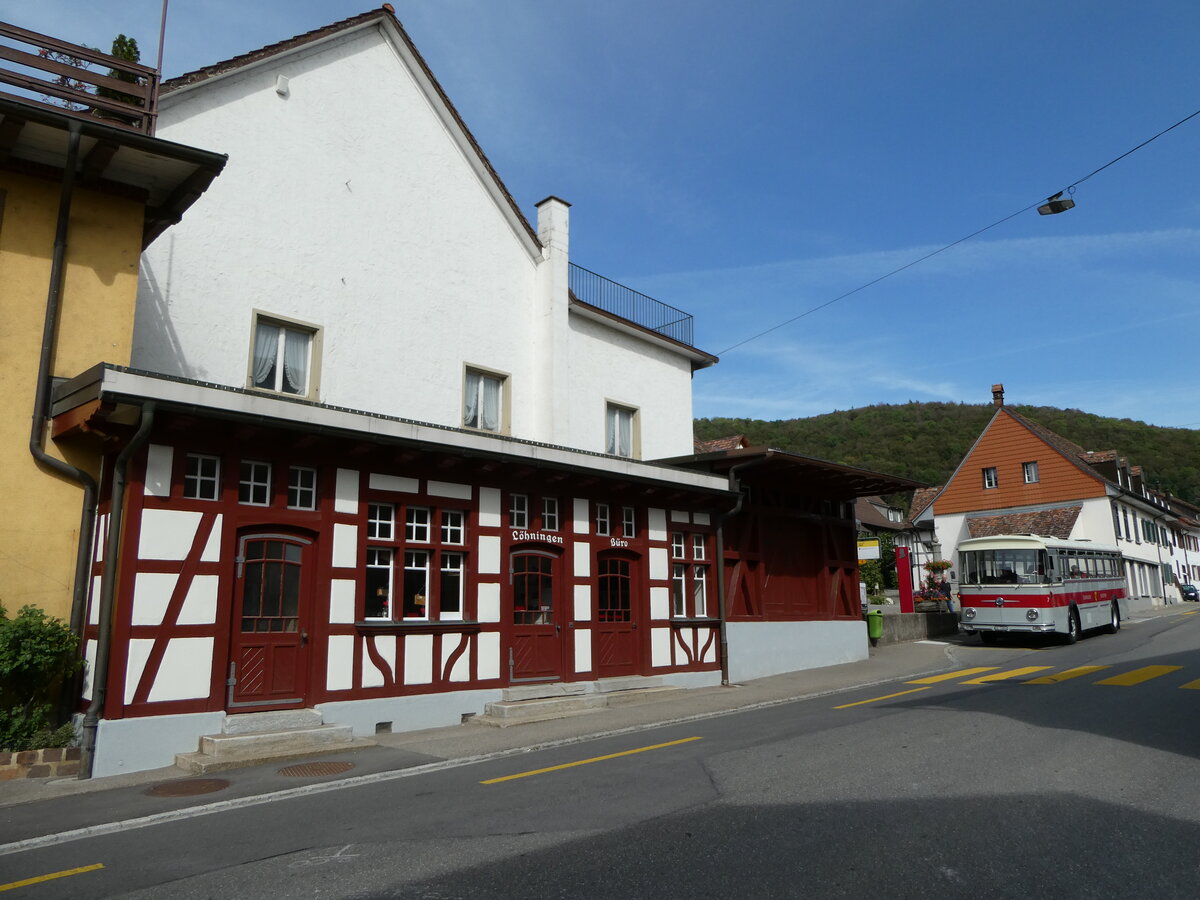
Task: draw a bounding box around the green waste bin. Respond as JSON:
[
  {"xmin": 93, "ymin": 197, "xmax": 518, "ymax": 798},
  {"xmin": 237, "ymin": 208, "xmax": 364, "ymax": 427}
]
[{"xmin": 866, "ymin": 609, "xmax": 884, "ymax": 642}]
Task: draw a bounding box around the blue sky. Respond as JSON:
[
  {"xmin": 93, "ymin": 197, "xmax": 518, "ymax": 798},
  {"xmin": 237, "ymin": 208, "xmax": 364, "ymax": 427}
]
[{"xmin": 12, "ymin": 1, "xmax": 1200, "ymax": 429}]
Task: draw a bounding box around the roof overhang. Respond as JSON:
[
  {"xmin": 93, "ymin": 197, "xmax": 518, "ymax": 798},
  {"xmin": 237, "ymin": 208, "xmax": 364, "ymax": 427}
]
[
  {"xmin": 569, "ymin": 299, "xmax": 718, "ymax": 370},
  {"xmin": 51, "ymin": 365, "xmax": 735, "ymax": 502},
  {"xmin": 661, "ymin": 446, "xmax": 926, "ymax": 499},
  {"xmin": 0, "ymin": 96, "xmax": 227, "ymax": 247}
]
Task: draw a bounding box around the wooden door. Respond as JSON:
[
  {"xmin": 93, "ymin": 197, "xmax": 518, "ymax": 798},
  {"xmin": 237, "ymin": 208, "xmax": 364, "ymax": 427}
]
[
  {"xmin": 595, "ymin": 553, "xmax": 639, "ymax": 677},
  {"xmin": 228, "ymin": 531, "xmax": 312, "ymax": 709},
  {"xmin": 510, "ymin": 550, "xmax": 563, "ymax": 682}
]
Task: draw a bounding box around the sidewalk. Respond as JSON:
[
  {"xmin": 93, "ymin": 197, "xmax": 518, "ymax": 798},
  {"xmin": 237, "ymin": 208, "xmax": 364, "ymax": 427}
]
[{"xmin": 2, "ymin": 602, "xmax": 1192, "ymax": 822}]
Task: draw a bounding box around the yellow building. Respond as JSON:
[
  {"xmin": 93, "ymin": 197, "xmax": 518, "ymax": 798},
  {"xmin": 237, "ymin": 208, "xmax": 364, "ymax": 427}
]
[{"xmin": 0, "ymin": 25, "xmax": 225, "ymax": 632}]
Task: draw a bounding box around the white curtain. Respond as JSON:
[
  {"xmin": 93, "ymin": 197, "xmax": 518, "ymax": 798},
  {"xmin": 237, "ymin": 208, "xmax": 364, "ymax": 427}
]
[
  {"xmin": 607, "ymin": 406, "xmax": 631, "ymax": 456},
  {"xmin": 252, "ymin": 322, "xmax": 280, "ymax": 388},
  {"xmin": 464, "ymin": 372, "xmax": 480, "ymax": 427},
  {"xmin": 480, "ymin": 375, "xmax": 500, "ymax": 431},
  {"xmin": 282, "ymin": 329, "xmax": 308, "ymax": 394}
]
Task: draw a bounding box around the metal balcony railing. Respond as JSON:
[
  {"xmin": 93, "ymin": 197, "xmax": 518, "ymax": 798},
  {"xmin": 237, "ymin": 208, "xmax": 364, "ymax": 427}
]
[
  {"xmin": 0, "ymin": 21, "xmax": 159, "ymax": 134},
  {"xmin": 568, "ymin": 263, "xmax": 694, "ymax": 347}
]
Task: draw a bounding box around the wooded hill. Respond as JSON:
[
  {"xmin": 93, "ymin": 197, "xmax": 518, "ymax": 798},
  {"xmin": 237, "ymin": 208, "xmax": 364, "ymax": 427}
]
[{"xmin": 694, "ymin": 403, "xmax": 1200, "ymax": 506}]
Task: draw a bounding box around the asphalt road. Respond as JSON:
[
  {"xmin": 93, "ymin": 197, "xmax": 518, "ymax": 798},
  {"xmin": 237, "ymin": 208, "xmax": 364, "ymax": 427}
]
[{"xmin": 4, "ymin": 612, "xmax": 1200, "ymax": 898}]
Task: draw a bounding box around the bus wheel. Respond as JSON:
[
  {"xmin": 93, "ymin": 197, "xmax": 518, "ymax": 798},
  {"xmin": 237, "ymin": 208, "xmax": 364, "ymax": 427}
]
[
  {"xmin": 980, "ymin": 632, "xmax": 997, "ymax": 645},
  {"xmin": 1063, "ymin": 608, "xmax": 1079, "ymax": 644},
  {"xmin": 1103, "ymin": 601, "xmax": 1120, "ymax": 635}
]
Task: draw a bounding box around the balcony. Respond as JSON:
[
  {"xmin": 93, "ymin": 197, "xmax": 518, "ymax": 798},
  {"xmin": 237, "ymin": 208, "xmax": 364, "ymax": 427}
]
[
  {"xmin": 568, "ymin": 263, "xmax": 694, "ymax": 347},
  {"xmin": 0, "ymin": 21, "xmax": 158, "ymax": 134}
]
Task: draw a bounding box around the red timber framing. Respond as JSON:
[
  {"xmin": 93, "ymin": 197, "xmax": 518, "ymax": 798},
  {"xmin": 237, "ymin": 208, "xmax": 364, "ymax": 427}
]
[
  {"xmin": 76, "ymin": 405, "xmax": 734, "ymax": 723},
  {"xmin": 664, "ymin": 447, "xmax": 925, "ymax": 625}
]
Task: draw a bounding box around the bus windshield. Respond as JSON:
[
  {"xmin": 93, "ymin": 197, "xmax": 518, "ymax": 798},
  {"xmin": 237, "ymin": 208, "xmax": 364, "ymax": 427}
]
[{"xmin": 960, "ymin": 549, "xmax": 1048, "ymax": 585}]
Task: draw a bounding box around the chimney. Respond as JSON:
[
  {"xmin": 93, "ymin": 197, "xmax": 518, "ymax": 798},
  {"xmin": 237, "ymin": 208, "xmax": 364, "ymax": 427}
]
[{"xmin": 991, "ymin": 383, "xmax": 1004, "ymax": 407}]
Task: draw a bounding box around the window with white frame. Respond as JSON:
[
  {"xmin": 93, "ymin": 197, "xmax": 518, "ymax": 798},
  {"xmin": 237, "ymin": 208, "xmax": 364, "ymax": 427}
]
[
  {"xmin": 671, "ymin": 532, "xmax": 685, "ymax": 558},
  {"xmin": 509, "ymin": 494, "xmax": 528, "ymax": 528},
  {"xmin": 463, "ymin": 368, "xmax": 506, "ymax": 432},
  {"xmin": 287, "ymin": 466, "xmax": 317, "ymax": 510},
  {"xmin": 184, "ymin": 454, "xmax": 220, "ymax": 501},
  {"xmin": 542, "ymin": 497, "xmax": 559, "ymax": 532},
  {"xmin": 239, "ymin": 460, "xmax": 272, "ymax": 505},
  {"xmin": 249, "ymin": 314, "xmax": 318, "ymax": 398},
  {"xmin": 671, "ymin": 563, "xmax": 688, "ymax": 616},
  {"xmin": 692, "ymin": 534, "xmax": 706, "ymax": 560},
  {"xmin": 1023, "ymin": 461, "xmax": 1040, "ymax": 484},
  {"xmin": 692, "ymin": 564, "xmax": 709, "ymax": 617},
  {"xmin": 595, "ymin": 503, "xmax": 610, "ymax": 536},
  {"xmin": 364, "ymin": 501, "xmax": 469, "ymax": 621},
  {"xmin": 605, "ymin": 403, "xmax": 637, "ymax": 458},
  {"xmin": 621, "ymin": 506, "xmax": 636, "ymax": 538},
  {"xmin": 982, "ymin": 467, "xmax": 998, "ymax": 489}
]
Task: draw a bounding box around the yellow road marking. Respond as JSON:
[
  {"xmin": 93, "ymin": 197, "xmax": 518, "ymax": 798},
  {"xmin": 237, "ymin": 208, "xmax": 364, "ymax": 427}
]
[
  {"xmin": 1026, "ymin": 665, "xmax": 1111, "ymax": 684},
  {"xmin": 1184, "ymin": 611, "xmax": 1199, "ymax": 616},
  {"xmin": 833, "ymin": 687, "xmax": 931, "ymax": 709},
  {"xmin": 1096, "ymin": 665, "xmax": 1183, "ymax": 686},
  {"xmin": 906, "ymin": 668, "xmax": 999, "ymax": 684},
  {"xmin": 1180, "ymin": 679, "xmax": 1200, "ymax": 690},
  {"xmin": 0, "ymin": 864, "xmax": 104, "ymax": 892},
  {"xmin": 480, "ymin": 736, "xmax": 702, "ymax": 784},
  {"xmin": 959, "ymin": 666, "xmax": 1054, "ymax": 684}
]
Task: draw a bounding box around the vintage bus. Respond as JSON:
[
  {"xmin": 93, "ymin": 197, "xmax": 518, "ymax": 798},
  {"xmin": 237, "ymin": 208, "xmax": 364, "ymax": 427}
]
[{"xmin": 956, "ymin": 534, "xmax": 1124, "ymax": 644}]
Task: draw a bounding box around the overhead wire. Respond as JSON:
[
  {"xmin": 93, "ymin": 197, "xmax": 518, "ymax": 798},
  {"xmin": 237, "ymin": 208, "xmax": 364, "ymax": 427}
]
[{"xmin": 716, "ymin": 105, "xmax": 1200, "ymax": 357}]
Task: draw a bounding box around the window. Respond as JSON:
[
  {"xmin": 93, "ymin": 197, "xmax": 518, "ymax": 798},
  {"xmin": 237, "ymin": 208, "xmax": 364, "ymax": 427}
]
[
  {"xmin": 509, "ymin": 494, "xmax": 528, "ymax": 528},
  {"xmin": 621, "ymin": 506, "xmax": 636, "ymax": 539},
  {"xmin": 692, "ymin": 565, "xmax": 709, "ymax": 617},
  {"xmin": 595, "ymin": 503, "xmax": 610, "ymax": 536},
  {"xmin": 598, "ymin": 556, "xmax": 632, "ymax": 623},
  {"xmin": 605, "ymin": 403, "xmax": 637, "ymax": 458},
  {"xmin": 239, "ymin": 460, "xmax": 272, "ymax": 505},
  {"xmin": 982, "ymin": 467, "xmax": 998, "ymax": 489},
  {"xmin": 542, "ymin": 497, "xmax": 559, "ymax": 532},
  {"xmin": 671, "ymin": 533, "xmax": 685, "ymax": 559},
  {"xmin": 441, "ymin": 510, "xmax": 464, "ymax": 545},
  {"xmin": 249, "ymin": 313, "xmax": 318, "ymax": 397},
  {"xmin": 184, "ymin": 454, "xmax": 220, "ymax": 500},
  {"xmin": 288, "ymin": 466, "xmax": 317, "ymax": 510},
  {"xmin": 671, "ymin": 561, "xmax": 710, "ymax": 617},
  {"xmin": 463, "ymin": 368, "xmax": 506, "ymax": 432},
  {"xmin": 1023, "ymin": 461, "xmax": 1039, "ymax": 484},
  {"xmin": 692, "ymin": 534, "xmax": 706, "ymax": 561},
  {"xmin": 365, "ymin": 502, "xmax": 469, "ymax": 621},
  {"xmin": 368, "ymin": 503, "xmax": 395, "ymax": 540},
  {"xmin": 671, "ymin": 563, "xmax": 688, "ymax": 616},
  {"xmin": 406, "ymin": 507, "xmax": 430, "ymax": 543}
]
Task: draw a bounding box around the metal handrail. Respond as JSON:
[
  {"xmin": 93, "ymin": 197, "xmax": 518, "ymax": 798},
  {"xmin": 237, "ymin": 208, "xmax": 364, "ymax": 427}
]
[{"xmin": 568, "ymin": 263, "xmax": 694, "ymax": 347}]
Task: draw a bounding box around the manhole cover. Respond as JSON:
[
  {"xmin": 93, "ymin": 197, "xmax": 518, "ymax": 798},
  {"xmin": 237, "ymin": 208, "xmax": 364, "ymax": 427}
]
[
  {"xmin": 145, "ymin": 778, "xmax": 231, "ymax": 797},
  {"xmin": 278, "ymin": 761, "xmax": 355, "ymax": 778}
]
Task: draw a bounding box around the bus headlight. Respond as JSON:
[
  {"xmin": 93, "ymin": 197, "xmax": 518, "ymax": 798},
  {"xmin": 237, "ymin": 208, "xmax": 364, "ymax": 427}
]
[
  {"xmin": 963, "ymin": 607, "xmax": 976, "ymax": 619},
  {"xmin": 1026, "ymin": 609, "xmax": 1039, "ymax": 621}
]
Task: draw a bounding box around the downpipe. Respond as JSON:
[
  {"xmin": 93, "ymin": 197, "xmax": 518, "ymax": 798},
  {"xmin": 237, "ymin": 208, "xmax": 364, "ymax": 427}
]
[
  {"xmin": 27, "ymin": 120, "xmax": 99, "ymax": 640},
  {"xmin": 79, "ymin": 403, "xmax": 155, "ymax": 779}
]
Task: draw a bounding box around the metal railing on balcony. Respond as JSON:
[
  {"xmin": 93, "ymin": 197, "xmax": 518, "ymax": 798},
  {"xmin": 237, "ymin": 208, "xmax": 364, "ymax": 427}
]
[
  {"xmin": 0, "ymin": 21, "xmax": 158, "ymax": 134},
  {"xmin": 568, "ymin": 263, "xmax": 694, "ymax": 347}
]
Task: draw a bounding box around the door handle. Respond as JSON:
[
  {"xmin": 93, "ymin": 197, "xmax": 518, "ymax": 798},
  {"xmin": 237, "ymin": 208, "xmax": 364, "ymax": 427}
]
[{"xmin": 301, "ymin": 630, "xmax": 309, "ymax": 646}]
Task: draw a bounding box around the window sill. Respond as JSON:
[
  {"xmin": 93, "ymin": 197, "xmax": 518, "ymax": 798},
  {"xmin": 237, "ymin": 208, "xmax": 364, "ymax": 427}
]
[
  {"xmin": 355, "ymin": 620, "xmax": 483, "ymax": 634},
  {"xmin": 668, "ymin": 617, "xmax": 720, "ymax": 627}
]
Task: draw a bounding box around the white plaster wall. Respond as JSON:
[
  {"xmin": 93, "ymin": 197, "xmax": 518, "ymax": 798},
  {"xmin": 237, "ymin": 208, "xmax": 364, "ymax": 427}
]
[
  {"xmin": 565, "ymin": 313, "xmax": 697, "ymax": 459},
  {"xmin": 725, "ymin": 620, "xmax": 868, "ymax": 683},
  {"xmin": 1074, "ymin": 498, "xmax": 1119, "ymax": 544},
  {"xmin": 93, "ymin": 712, "xmax": 226, "ymax": 777},
  {"xmin": 137, "ymin": 29, "xmax": 541, "ymax": 435}
]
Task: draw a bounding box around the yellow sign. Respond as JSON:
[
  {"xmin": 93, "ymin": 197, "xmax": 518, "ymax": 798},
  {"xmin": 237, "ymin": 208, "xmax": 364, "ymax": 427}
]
[{"xmin": 857, "ymin": 539, "xmax": 880, "ymax": 562}]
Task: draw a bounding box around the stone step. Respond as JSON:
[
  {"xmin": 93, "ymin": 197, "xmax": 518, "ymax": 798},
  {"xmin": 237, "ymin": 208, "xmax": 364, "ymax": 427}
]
[
  {"xmin": 175, "ymin": 724, "xmax": 373, "ymax": 774},
  {"xmin": 472, "ymin": 684, "xmax": 684, "ymax": 728},
  {"xmin": 223, "ymin": 709, "xmax": 324, "ymax": 735}
]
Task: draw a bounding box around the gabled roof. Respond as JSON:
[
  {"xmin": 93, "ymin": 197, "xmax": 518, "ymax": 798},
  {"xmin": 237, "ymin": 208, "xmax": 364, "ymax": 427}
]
[
  {"xmin": 160, "ymin": 4, "xmax": 540, "ymax": 252},
  {"xmin": 856, "ymin": 496, "xmax": 904, "ymax": 531},
  {"xmin": 908, "ymin": 486, "xmax": 941, "ymax": 522}
]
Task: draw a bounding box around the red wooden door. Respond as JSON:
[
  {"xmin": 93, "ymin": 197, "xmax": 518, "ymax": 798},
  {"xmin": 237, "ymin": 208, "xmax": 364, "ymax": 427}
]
[
  {"xmin": 228, "ymin": 531, "xmax": 312, "ymax": 709},
  {"xmin": 510, "ymin": 550, "xmax": 563, "ymax": 682},
  {"xmin": 595, "ymin": 553, "xmax": 639, "ymax": 677}
]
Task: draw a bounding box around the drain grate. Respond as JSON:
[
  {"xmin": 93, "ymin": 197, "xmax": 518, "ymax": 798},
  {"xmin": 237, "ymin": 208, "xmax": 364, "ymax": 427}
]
[
  {"xmin": 145, "ymin": 778, "xmax": 231, "ymax": 797},
  {"xmin": 278, "ymin": 760, "xmax": 355, "ymax": 778}
]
